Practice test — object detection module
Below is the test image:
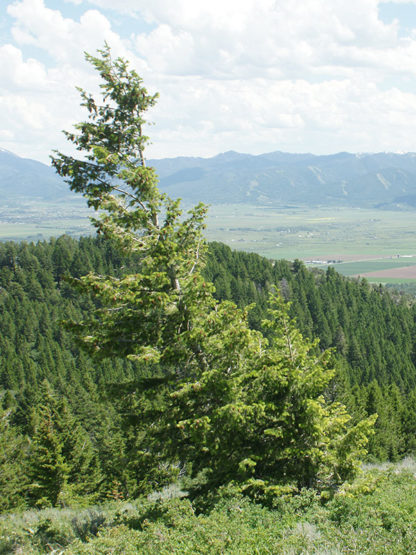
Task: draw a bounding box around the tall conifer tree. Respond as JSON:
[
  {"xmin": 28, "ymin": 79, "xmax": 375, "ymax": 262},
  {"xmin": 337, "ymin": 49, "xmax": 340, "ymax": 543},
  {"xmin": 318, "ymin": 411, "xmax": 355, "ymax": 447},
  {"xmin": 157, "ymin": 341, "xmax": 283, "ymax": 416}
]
[{"xmin": 51, "ymin": 45, "xmax": 375, "ymax": 500}]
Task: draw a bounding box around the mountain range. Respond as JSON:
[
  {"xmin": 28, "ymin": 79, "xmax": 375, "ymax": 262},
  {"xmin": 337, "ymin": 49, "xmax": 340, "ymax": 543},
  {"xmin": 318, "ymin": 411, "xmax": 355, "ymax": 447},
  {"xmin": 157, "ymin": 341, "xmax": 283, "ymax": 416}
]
[
  {"xmin": 0, "ymin": 148, "xmax": 68, "ymax": 203},
  {"xmin": 3, "ymin": 147, "xmax": 416, "ymax": 208}
]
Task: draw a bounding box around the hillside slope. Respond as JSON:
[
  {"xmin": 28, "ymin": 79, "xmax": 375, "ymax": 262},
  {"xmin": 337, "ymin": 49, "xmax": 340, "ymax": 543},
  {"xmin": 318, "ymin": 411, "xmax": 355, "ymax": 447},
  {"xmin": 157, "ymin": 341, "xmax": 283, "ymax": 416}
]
[
  {"xmin": 151, "ymin": 150, "xmax": 416, "ymax": 207},
  {"xmin": 4, "ymin": 148, "xmax": 416, "ymax": 208},
  {"xmin": 0, "ymin": 149, "xmax": 67, "ymax": 201}
]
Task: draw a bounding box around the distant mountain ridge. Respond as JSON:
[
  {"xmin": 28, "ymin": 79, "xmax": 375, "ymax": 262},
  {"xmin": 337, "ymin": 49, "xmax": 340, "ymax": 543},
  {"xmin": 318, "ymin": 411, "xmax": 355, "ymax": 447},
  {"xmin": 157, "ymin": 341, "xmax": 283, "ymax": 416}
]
[
  {"xmin": 150, "ymin": 150, "xmax": 416, "ymax": 208},
  {"xmin": 0, "ymin": 148, "xmax": 67, "ymax": 201},
  {"xmin": 4, "ymin": 147, "xmax": 416, "ymax": 208}
]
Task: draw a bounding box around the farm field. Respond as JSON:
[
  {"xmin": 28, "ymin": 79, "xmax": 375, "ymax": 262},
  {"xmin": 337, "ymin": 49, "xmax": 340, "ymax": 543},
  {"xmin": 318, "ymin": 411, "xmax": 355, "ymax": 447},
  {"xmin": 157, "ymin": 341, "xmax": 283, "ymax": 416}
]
[
  {"xmin": 205, "ymin": 204, "xmax": 416, "ymax": 282},
  {"xmin": 310, "ymin": 257, "xmax": 416, "ymax": 278},
  {"xmin": 0, "ymin": 198, "xmax": 92, "ymax": 241},
  {"xmin": 203, "ymin": 204, "xmax": 416, "ymax": 258},
  {"xmin": 358, "ymin": 264, "xmax": 416, "ymax": 279},
  {"xmin": 2, "ymin": 200, "xmax": 416, "ymax": 282}
]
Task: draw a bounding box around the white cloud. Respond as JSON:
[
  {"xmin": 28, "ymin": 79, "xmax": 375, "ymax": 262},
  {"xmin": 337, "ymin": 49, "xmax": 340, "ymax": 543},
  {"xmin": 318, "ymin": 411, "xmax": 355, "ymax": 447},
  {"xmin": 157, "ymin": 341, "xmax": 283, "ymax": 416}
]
[
  {"xmin": 1, "ymin": 0, "xmax": 142, "ymax": 160},
  {"xmin": 0, "ymin": 44, "xmax": 49, "ymax": 90},
  {"xmin": 146, "ymin": 74, "xmax": 416, "ymax": 157},
  {"xmin": 7, "ymin": 0, "xmax": 127, "ymax": 64},
  {"xmin": 3, "ymin": 0, "xmax": 416, "ymax": 162}
]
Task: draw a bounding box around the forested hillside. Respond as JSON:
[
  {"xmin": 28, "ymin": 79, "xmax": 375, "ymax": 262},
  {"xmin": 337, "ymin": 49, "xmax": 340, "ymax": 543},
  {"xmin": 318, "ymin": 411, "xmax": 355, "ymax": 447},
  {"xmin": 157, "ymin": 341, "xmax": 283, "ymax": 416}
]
[
  {"xmin": 1, "ymin": 47, "xmax": 415, "ymax": 523},
  {"xmin": 1, "ymin": 235, "xmax": 415, "ymax": 512},
  {"xmin": 5, "ymin": 4, "xmax": 416, "ymax": 550}
]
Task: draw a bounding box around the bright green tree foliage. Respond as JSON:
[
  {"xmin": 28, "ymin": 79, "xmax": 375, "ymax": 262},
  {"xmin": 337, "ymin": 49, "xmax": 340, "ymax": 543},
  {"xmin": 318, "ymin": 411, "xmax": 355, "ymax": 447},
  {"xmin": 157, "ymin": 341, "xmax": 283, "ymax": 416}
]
[
  {"xmin": 51, "ymin": 45, "xmax": 375, "ymax": 500},
  {"xmin": 170, "ymin": 294, "xmax": 376, "ymax": 499},
  {"xmin": 52, "ymin": 45, "xmax": 211, "ymax": 369},
  {"xmin": 2, "ymin": 237, "xmax": 416, "ymax": 510},
  {"xmin": 0, "ymin": 407, "xmax": 28, "ymax": 511},
  {"xmin": 28, "ymin": 381, "xmax": 101, "ymax": 507}
]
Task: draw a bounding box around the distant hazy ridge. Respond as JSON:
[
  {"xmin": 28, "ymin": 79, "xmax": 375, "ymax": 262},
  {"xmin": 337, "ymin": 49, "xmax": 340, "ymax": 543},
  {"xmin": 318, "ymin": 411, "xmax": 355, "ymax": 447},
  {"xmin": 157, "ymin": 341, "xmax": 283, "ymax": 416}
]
[{"xmin": 4, "ymin": 148, "xmax": 416, "ymax": 208}]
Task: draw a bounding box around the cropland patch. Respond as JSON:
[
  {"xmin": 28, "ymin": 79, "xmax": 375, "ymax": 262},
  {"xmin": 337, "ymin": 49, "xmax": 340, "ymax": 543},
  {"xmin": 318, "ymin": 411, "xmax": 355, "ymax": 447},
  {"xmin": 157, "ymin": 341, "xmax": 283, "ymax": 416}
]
[
  {"xmin": 305, "ymin": 254, "xmax": 393, "ymax": 262},
  {"xmin": 357, "ymin": 265, "xmax": 416, "ymax": 279}
]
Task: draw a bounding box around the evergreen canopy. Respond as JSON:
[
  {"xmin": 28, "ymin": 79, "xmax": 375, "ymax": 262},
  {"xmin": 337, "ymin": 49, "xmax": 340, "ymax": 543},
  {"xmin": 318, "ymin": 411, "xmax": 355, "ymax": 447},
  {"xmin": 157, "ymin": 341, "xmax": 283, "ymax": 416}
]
[{"xmin": 51, "ymin": 45, "xmax": 375, "ymax": 501}]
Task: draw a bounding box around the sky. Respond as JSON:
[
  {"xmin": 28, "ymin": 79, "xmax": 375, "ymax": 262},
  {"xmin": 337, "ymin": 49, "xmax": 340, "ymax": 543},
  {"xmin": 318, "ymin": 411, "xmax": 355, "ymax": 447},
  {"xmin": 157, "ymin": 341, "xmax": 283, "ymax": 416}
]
[{"xmin": 3, "ymin": 1, "xmax": 416, "ymax": 164}]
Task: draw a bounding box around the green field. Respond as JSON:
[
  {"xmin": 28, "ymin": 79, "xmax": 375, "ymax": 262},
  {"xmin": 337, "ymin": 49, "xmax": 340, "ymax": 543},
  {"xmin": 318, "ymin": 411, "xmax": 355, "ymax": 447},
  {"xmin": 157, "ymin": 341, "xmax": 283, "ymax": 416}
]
[
  {"xmin": 328, "ymin": 259, "xmax": 416, "ymax": 275},
  {"xmin": 366, "ymin": 277, "xmax": 416, "ymax": 284},
  {"xmin": 2, "ymin": 200, "xmax": 416, "ymax": 282},
  {"xmin": 312, "ymin": 258, "xmax": 416, "ymax": 277},
  {"xmin": 204, "ymin": 204, "xmax": 416, "ymax": 282},
  {"xmin": 203, "ymin": 204, "xmax": 416, "ymax": 260},
  {"xmin": 0, "ymin": 198, "xmax": 92, "ymax": 241}
]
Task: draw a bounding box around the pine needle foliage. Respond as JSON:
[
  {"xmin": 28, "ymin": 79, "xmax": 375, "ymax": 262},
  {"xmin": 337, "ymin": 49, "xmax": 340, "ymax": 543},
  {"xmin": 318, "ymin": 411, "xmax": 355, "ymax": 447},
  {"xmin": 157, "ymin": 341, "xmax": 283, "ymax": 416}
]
[
  {"xmin": 28, "ymin": 381, "xmax": 102, "ymax": 508},
  {"xmin": 51, "ymin": 45, "xmax": 375, "ymax": 502}
]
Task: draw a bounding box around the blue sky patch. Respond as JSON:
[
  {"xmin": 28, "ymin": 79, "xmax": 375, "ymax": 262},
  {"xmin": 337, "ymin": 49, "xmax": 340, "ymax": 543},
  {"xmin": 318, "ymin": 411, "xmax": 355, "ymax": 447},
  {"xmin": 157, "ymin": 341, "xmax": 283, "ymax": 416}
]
[{"xmin": 378, "ymin": 1, "xmax": 416, "ymax": 37}]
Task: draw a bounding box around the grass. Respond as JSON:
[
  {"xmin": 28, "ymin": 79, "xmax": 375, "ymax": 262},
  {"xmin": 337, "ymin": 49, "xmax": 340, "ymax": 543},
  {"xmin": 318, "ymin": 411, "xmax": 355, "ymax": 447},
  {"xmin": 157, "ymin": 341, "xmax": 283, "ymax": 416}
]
[
  {"xmin": 0, "ymin": 198, "xmax": 92, "ymax": 241},
  {"xmin": 2, "ymin": 199, "xmax": 416, "ymax": 282},
  {"xmin": 319, "ymin": 259, "xmax": 416, "ymax": 277},
  {"xmin": 367, "ymin": 277, "xmax": 416, "ymax": 284},
  {"xmin": 205, "ymin": 204, "xmax": 416, "ymax": 260},
  {"xmin": 1, "ymin": 460, "xmax": 416, "ymax": 554}
]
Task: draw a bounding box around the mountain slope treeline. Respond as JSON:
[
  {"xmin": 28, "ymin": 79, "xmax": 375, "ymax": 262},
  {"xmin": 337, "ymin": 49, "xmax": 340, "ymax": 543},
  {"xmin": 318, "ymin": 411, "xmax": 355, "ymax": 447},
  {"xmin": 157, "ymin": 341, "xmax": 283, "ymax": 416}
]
[{"xmin": 0, "ymin": 235, "xmax": 415, "ymax": 510}]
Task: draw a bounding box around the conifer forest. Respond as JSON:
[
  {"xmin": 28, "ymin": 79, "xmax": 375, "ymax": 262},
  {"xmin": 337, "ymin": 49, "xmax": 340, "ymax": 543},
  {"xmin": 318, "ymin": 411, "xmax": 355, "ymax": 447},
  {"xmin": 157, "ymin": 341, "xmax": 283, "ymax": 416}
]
[{"xmin": 1, "ymin": 47, "xmax": 416, "ymax": 554}]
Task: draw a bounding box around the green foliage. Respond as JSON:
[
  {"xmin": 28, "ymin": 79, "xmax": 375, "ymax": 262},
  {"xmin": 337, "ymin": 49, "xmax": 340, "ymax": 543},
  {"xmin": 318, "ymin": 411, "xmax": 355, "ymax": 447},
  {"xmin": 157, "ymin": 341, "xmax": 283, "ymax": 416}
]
[
  {"xmin": 50, "ymin": 44, "xmax": 375, "ymax": 505},
  {"xmin": 171, "ymin": 293, "xmax": 375, "ymax": 502},
  {"xmin": 52, "ymin": 44, "xmax": 211, "ymax": 369},
  {"xmin": 1, "ymin": 461, "xmax": 416, "ymax": 555},
  {"xmin": 0, "ymin": 407, "xmax": 29, "ymax": 512},
  {"xmin": 0, "ymin": 506, "xmax": 107, "ymax": 554},
  {"xmin": 1, "ymin": 233, "xmax": 416, "ymax": 510},
  {"xmin": 28, "ymin": 381, "xmax": 102, "ymax": 508}
]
